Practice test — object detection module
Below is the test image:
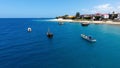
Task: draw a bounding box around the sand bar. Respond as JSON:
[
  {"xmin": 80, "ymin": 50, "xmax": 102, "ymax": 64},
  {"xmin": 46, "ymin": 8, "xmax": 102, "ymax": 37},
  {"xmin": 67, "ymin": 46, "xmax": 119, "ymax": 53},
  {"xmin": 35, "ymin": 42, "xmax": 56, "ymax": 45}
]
[{"xmin": 49, "ymin": 19, "xmax": 120, "ymax": 25}]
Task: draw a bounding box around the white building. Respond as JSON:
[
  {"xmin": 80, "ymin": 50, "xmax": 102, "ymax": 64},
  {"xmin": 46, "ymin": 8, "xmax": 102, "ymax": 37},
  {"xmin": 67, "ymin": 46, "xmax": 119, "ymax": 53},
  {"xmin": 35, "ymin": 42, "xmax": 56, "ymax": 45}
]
[
  {"xmin": 103, "ymin": 14, "xmax": 109, "ymax": 19},
  {"xmin": 117, "ymin": 13, "xmax": 120, "ymax": 19}
]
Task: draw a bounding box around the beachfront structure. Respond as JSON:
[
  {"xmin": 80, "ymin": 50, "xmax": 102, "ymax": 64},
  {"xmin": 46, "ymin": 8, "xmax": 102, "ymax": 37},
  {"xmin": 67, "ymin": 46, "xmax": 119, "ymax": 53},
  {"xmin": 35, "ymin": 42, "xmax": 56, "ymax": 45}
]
[
  {"xmin": 109, "ymin": 14, "xmax": 118, "ymax": 20},
  {"xmin": 92, "ymin": 16, "xmax": 95, "ymax": 20},
  {"xmin": 103, "ymin": 14, "xmax": 109, "ymax": 19},
  {"xmin": 112, "ymin": 13, "xmax": 120, "ymax": 22},
  {"xmin": 117, "ymin": 13, "xmax": 120, "ymax": 19},
  {"xmin": 56, "ymin": 11, "xmax": 120, "ymax": 22},
  {"xmin": 82, "ymin": 14, "xmax": 92, "ymax": 20},
  {"xmin": 93, "ymin": 13, "xmax": 103, "ymax": 21},
  {"xmin": 108, "ymin": 11, "xmax": 118, "ymax": 20}
]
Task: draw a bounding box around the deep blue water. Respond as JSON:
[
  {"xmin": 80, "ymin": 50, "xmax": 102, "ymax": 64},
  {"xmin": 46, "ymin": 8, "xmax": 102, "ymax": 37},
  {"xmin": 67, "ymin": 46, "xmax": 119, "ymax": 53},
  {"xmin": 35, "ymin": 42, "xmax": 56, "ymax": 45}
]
[{"xmin": 0, "ymin": 18, "xmax": 120, "ymax": 68}]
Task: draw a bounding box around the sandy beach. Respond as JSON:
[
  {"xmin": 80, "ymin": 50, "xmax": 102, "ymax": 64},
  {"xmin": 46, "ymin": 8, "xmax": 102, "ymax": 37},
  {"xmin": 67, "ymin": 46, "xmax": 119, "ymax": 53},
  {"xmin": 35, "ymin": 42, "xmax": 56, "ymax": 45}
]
[{"xmin": 49, "ymin": 19, "xmax": 120, "ymax": 25}]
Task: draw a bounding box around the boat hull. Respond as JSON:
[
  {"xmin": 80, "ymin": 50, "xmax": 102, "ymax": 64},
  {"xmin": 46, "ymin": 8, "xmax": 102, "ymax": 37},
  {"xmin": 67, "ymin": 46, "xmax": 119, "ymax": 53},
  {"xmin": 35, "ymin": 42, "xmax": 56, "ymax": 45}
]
[
  {"xmin": 81, "ymin": 34, "xmax": 96, "ymax": 42},
  {"xmin": 47, "ymin": 32, "xmax": 53, "ymax": 38},
  {"xmin": 81, "ymin": 23, "xmax": 89, "ymax": 26}
]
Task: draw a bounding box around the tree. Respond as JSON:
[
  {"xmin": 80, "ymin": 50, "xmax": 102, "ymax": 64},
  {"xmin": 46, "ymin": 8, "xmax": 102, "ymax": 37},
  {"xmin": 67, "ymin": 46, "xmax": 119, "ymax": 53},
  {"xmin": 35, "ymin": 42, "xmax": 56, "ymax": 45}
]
[
  {"xmin": 63, "ymin": 14, "xmax": 69, "ymax": 19},
  {"xmin": 75, "ymin": 12, "xmax": 80, "ymax": 19}
]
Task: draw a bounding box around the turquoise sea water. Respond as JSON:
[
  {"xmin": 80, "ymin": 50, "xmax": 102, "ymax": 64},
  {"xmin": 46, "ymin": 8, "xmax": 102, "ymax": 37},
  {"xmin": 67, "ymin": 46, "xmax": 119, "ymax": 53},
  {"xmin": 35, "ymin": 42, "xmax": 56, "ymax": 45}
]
[{"xmin": 0, "ymin": 18, "xmax": 120, "ymax": 68}]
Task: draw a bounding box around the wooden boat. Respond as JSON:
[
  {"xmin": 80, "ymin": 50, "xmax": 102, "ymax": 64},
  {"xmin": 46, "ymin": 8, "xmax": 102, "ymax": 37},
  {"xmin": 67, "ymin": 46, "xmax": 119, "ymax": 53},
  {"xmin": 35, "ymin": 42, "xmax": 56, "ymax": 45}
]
[
  {"xmin": 81, "ymin": 23, "xmax": 89, "ymax": 26},
  {"xmin": 81, "ymin": 34, "xmax": 96, "ymax": 42},
  {"xmin": 47, "ymin": 28, "xmax": 53, "ymax": 38}
]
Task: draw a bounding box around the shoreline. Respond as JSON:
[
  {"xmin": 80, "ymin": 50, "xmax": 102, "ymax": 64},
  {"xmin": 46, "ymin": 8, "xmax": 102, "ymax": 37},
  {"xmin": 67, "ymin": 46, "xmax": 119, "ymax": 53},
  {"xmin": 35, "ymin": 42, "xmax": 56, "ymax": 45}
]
[{"xmin": 49, "ymin": 19, "xmax": 120, "ymax": 25}]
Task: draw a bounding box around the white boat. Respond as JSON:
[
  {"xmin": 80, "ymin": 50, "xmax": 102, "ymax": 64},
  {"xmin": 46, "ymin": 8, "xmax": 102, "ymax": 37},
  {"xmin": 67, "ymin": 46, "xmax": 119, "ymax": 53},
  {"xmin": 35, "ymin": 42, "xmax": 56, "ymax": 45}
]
[
  {"xmin": 27, "ymin": 27, "xmax": 32, "ymax": 32},
  {"xmin": 81, "ymin": 34, "xmax": 96, "ymax": 42}
]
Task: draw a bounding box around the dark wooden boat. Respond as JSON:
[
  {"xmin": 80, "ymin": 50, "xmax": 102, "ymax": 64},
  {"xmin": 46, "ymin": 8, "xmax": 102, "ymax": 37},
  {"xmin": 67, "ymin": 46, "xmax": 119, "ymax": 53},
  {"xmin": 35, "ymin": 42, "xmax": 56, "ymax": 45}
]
[
  {"xmin": 81, "ymin": 23, "xmax": 89, "ymax": 26},
  {"xmin": 47, "ymin": 28, "xmax": 53, "ymax": 38},
  {"xmin": 47, "ymin": 32, "xmax": 53, "ymax": 38}
]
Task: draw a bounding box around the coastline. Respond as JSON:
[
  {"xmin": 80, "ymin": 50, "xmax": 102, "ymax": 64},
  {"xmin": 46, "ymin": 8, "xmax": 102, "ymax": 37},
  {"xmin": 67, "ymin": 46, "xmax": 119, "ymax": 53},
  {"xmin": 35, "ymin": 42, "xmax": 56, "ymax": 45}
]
[{"xmin": 49, "ymin": 19, "xmax": 120, "ymax": 25}]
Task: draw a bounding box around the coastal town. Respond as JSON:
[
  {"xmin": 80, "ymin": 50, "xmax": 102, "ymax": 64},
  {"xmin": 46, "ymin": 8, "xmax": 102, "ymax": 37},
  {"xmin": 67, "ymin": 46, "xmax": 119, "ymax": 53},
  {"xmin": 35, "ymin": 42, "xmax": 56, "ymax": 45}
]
[{"xmin": 55, "ymin": 11, "xmax": 120, "ymax": 24}]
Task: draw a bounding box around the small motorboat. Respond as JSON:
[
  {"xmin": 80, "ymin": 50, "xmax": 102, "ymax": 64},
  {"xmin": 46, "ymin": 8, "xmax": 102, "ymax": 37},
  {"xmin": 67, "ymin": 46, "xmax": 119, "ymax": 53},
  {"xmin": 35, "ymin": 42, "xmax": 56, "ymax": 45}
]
[
  {"xmin": 47, "ymin": 28, "xmax": 53, "ymax": 38},
  {"xmin": 27, "ymin": 27, "xmax": 32, "ymax": 32},
  {"xmin": 81, "ymin": 34, "xmax": 96, "ymax": 42},
  {"xmin": 81, "ymin": 23, "xmax": 89, "ymax": 26}
]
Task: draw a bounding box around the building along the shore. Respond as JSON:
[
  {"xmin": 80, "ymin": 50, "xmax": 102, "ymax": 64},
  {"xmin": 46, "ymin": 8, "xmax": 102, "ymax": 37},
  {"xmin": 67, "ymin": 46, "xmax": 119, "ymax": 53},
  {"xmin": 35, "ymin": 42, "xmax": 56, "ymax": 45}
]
[
  {"xmin": 93, "ymin": 13, "xmax": 103, "ymax": 21},
  {"xmin": 117, "ymin": 13, "xmax": 120, "ymax": 19},
  {"xmin": 103, "ymin": 14, "xmax": 109, "ymax": 19},
  {"xmin": 56, "ymin": 11, "xmax": 120, "ymax": 22}
]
